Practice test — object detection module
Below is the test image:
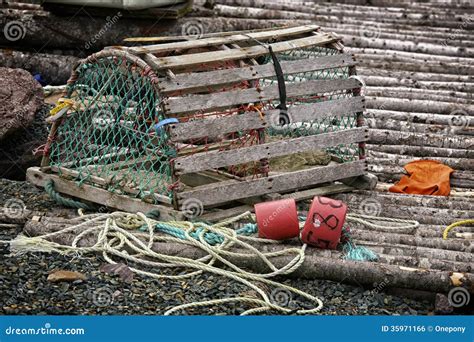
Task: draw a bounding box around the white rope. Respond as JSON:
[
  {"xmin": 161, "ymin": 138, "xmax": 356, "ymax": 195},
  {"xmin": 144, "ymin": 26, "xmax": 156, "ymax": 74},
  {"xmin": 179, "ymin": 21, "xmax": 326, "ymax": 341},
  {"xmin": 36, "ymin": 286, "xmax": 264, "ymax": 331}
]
[
  {"xmin": 346, "ymin": 213, "xmax": 419, "ymax": 232},
  {"xmin": 3, "ymin": 211, "xmax": 323, "ymax": 316}
]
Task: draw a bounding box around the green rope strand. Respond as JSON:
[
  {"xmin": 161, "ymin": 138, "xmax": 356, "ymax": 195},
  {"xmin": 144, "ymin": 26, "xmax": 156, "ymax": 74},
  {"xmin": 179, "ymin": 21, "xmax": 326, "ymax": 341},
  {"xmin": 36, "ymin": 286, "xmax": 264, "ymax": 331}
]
[{"xmin": 45, "ymin": 179, "xmax": 96, "ymax": 210}]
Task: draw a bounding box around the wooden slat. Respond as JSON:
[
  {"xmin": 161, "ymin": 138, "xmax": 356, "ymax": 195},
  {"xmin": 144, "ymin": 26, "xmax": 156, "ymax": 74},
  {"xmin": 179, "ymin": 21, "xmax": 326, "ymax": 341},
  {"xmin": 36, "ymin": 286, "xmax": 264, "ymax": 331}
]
[
  {"xmin": 169, "ymin": 96, "xmax": 365, "ymax": 142},
  {"xmin": 124, "ymin": 26, "xmax": 292, "ymax": 43},
  {"xmin": 178, "ymin": 161, "xmax": 366, "ymax": 207},
  {"xmin": 175, "ymin": 127, "xmax": 368, "ymax": 174},
  {"xmin": 166, "ymin": 78, "xmax": 362, "ymax": 115},
  {"xmin": 26, "ymin": 167, "xmax": 182, "ymax": 220},
  {"xmin": 160, "ymin": 53, "xmax": 356, "ymax": 94},
  {"xmin": 49, "ymin": 166, "xmax": 173, "ymax": 205},
  {"xmin": 128, "ymin": 25, "xmax": 320, "ymax": 54},
  {"xmin": 144, "ymin": 32, "xmax": 339, "ymax": 70},
  {"xmin": 199, "ymin": 183, "xmax": 354, "ymax": 222}
]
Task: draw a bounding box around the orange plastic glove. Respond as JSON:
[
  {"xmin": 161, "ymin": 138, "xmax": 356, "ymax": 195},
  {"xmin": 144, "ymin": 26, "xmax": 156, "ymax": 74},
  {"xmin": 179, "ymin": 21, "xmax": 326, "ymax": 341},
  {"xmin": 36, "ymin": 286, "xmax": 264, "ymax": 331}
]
[{"xmin": 389, "ymin": 160, "xmax": 454, "ymax": 196}]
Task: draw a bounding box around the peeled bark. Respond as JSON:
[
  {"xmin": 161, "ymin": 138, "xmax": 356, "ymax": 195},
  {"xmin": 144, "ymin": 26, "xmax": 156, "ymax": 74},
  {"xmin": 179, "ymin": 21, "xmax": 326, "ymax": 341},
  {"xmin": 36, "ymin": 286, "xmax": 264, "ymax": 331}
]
[
  {"xmin": 366, "ymin": 143, "xmax": 473, "ymax": 159},
  {"xmin": 369, "ymin": 129, "xmax": 474, "ymax": 150}
]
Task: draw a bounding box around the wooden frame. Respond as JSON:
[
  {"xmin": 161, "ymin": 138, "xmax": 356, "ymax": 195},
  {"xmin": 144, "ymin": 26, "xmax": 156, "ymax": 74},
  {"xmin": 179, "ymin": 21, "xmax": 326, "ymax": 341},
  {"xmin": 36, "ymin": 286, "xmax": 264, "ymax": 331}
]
[{"xmin": 34, "ymin": 25, "xmax": 373, "ymax": 220}]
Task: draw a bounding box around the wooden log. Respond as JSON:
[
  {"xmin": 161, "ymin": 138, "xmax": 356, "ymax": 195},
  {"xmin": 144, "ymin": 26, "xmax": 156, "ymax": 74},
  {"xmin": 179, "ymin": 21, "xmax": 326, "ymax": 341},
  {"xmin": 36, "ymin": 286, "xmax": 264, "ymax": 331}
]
[
  {"xmin": 352, "ymin": 229, "xmax": 473, "ymax": 253},
  {"xmin": 334, "ymin": 191, "xmax": 474, "ymax": 211},
  {"xmin": 341, "ymin": 34, "xmax": 474, "ymax": 57},
  {"xmin": 367, "ymin": 153, "xmax": 474, "ymax": 171},
  {"xmin": 366, "ymin": 144, "xmax": 474, "ymax": 159},
  {"xmin": 0, "ymin": 49, "xmax": 79, "ymax": 85},
  {"xmin": 365, "ymin": 98, "xmax": 474, "ymax": 115},
  {"xmin": 359, "ymin": 68, "xmax": 474, "ymax": 84},
  {"xmin": 368, "ymin": 129, "xmax": 474, "ymax": 150},
  {"xmin": 358, "ymin": 60, "xmax": 474, "ymax": 75},
  {"xmin": 365, "ymin": 86, "xmax": 472, "ymax": 103},
  {"xmin": 19, "ymin": 218, "xmax": 474, "ymax": 293},
  {"xmin": 365, "ymin": 110, "xmax": 474, "ymax": 127}
]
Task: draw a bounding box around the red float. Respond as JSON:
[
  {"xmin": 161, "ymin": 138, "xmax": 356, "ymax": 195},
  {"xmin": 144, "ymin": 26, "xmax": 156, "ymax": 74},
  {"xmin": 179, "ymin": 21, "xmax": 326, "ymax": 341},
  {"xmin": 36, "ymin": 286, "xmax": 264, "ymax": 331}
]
[
  {"xmin": 300, "ymin": 196, "xmax": 347, "ymax": 249},
  {"xmin": 254, "ymin": 198, "xmax": 300, "ymax": 240}
]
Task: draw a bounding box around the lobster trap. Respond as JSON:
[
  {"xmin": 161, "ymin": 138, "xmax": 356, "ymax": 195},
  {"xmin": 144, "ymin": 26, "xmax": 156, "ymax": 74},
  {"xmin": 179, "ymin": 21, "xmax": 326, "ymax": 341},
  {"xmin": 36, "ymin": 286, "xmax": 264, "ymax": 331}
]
[{"xmin": 28, "ymin": 25, "xmax": 372, "ymax": 220}]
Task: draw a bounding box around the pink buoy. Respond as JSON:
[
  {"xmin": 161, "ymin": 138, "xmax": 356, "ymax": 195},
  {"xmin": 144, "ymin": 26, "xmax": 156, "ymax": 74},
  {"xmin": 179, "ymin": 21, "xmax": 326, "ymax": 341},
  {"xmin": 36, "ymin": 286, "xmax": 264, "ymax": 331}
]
[
  {"xmin": 301, "ymin": 196, "xmax": 347, "ymax": 249},
  {"xmin": 254, "ymin": 198, "xmax": 299, "ymax": 240}
]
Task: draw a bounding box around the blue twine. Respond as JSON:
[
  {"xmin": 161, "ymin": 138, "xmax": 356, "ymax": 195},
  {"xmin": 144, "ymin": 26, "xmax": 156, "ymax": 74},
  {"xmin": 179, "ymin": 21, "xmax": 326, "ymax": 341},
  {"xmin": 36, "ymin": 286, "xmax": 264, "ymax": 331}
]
[{"xmin": 146, "ymin": 219, "xmax": 376, "ymax": 262}]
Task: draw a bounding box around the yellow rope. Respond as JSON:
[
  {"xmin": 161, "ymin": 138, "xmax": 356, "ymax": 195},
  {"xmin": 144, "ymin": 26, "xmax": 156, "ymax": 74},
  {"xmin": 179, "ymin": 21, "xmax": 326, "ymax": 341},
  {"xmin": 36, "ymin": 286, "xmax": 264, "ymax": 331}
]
[
  {"xmin": 443, "ymin": 219, "xmax": 474, "ymax": 240},
  {"xmin": 2, "ymin": 211, "xmax": 322, "ymax": 316}
]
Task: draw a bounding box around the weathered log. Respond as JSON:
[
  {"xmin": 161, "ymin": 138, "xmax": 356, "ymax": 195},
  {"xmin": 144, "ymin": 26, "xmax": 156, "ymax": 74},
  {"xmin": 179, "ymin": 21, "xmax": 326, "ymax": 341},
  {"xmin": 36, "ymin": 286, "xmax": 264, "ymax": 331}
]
[
  {"xmin": 364, "ymin": 110, "xmax": 473, "ymax": 128},
  {"xmin": 335, "ymin": 191, "xmax": 474, "ymax": 211},
  {"xmin": 365, "ymin": 86, "xmax": 472, "ymax": 104},
  {"xmin": 367, "ymin": 153, "xmax": 474, "ymax": 171},
  {"xmin": 369, "ymin": 128, "xmax": 473, "ymax": 150},
  {"xmin": 366, "ymin": 143, "xmax": 473, "ymax": 159},
  {"xmin": 359, "ymin": 68, "xmax": 473, "ymax": 84},
  {"xmin": 358, "ymin": 60, "xmax": 473, "ymax": 75},
  {"xmin": 341, "ymin": 35, "xmax": 473, "ymax": 57},
  {"xmin": 20, "ymin": 218, "xmax": 474, "ymax": 293},
  {"xmin": 350, "ymin": 228, "xmax": 473, "ymax": 253},
  {"xmin": 0, "ymin": 49, "xmax": 79, "ymax": 85}
]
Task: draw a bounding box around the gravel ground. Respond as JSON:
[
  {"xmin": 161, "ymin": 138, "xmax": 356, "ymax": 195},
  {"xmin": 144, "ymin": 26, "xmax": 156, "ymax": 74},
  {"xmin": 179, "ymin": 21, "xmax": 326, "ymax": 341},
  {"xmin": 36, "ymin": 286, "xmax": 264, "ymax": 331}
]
[{"xmin": 0, "ymin": 178, "xmax": 434, "ymax": 315}]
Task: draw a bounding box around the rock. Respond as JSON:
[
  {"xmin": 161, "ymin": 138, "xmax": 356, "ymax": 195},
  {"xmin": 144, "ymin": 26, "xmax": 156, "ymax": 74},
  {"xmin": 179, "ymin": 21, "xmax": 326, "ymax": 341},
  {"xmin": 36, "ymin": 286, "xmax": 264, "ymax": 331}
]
[
  {"xmin": 0, "ymin": 67, "xmax": 43, "ymax": 140},
  {"xmin": 0, "ymin": 104, "xmax": 50, "ymax": 180},
  {"xmin": 434, "ymin": 293, "xmax": 454, "ymax": 314},
  {"xmin": 47, "ymin": 270, "xmax": 87, "ymax": 283}
]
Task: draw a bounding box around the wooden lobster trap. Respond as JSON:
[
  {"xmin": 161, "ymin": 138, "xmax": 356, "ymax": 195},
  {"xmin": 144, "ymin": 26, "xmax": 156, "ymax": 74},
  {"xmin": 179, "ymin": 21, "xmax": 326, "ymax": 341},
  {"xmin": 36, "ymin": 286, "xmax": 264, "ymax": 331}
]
[{"xmin": 28, "ymin": 25, "xmax": 372, "ymax": 220}]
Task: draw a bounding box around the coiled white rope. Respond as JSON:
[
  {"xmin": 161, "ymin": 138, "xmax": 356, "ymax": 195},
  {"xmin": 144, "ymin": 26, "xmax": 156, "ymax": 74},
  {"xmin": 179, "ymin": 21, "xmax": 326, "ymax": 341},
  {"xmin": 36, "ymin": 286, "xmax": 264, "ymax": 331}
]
[{"xmin": 4, "ymin": 211, "xmax": 323, "ymax": 316}]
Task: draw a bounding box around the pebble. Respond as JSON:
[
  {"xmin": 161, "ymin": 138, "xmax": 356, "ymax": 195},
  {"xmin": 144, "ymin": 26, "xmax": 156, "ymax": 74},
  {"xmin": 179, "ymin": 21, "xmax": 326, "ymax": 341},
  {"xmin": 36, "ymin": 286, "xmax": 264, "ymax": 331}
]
[{"xmin": 0, "ymin": 179, "xmax": 435, "ymax": 315}]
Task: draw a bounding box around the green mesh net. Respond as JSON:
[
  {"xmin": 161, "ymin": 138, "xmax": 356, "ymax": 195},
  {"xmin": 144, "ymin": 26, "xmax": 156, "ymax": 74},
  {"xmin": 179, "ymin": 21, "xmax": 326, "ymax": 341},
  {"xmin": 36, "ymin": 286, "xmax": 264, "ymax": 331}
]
[
  {"xmin": 46, "ymin": 43, "xmax": 361, "ymax": 207},
  {"xmin": 49, "ymin": 55, "xmax": 176, "ymax": 203}
]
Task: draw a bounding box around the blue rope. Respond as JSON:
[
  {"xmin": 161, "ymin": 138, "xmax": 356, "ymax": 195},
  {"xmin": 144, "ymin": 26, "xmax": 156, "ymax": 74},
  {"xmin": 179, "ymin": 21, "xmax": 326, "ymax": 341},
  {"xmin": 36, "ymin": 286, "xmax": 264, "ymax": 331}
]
[
  {"xmin": 149, "ymin": 219, "xmax": 376, "ymax": 261},
  {"xmin": 146, "ymin": 222, "xmax": 257, "ymax": 246}
]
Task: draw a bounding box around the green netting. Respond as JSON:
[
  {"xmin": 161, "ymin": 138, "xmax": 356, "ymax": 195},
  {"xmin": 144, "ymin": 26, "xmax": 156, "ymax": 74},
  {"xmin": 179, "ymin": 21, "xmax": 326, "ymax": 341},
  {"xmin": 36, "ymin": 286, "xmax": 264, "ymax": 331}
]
[
  {"xmin": 46, "ymin": 42, "xmax": 363, "ymax": 207},
  {"xmin": 49, "ymin": 55, "xmax": 175, "ymax": 204},
  {"xmin": 262, "ymin": 46, "xmax": 360, "ymax": 163}
]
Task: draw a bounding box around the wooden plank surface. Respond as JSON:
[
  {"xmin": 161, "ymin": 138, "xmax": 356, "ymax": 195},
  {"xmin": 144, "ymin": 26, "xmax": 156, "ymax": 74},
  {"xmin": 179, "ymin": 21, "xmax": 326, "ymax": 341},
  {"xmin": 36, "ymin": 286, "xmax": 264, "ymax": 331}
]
[
  {"xmin": 165, "ymin": 78, "xmax": 362, "ymax": 115},
  {"xmin": 128, "ymin": 25, "xmax": 320, "ymax": 54},
  {"xmin": 178, "ymin": 160, "xmax": 367, "ymax": 206},
  {"xmin": 26, "ymin": 167, "xmax": 182, "ymax": 220},
  {"xmin": 159, "ymin": 53, "xmax": 356, "ymax": 94},
  {"xmin": 144, "ymin": 32, "xmax": 339, "ymax": 70},
  {"xmin": 175, "ymin": 127, "xmax": 368, "ymax": 174},
  {"xmin": 199, "ymin": 183, "xmax": 354, "ymax": 222},
  {"xmin": 169, "ymin": 96, "xmax": 365, "ymax": 141}
]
